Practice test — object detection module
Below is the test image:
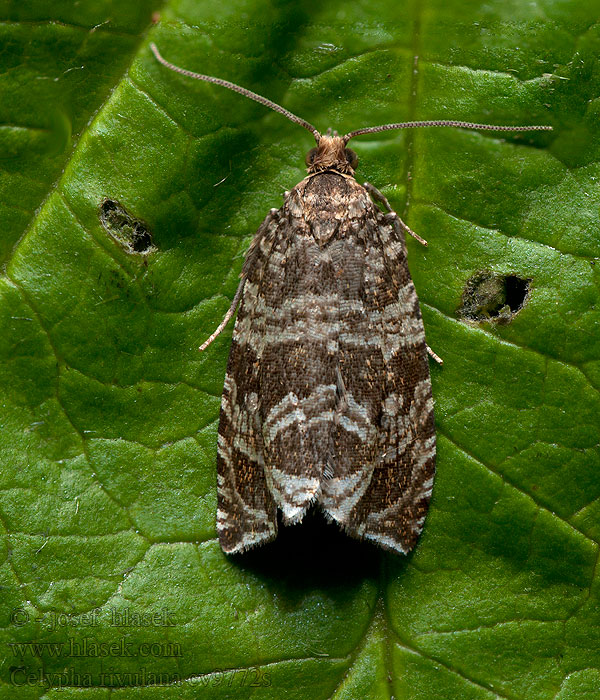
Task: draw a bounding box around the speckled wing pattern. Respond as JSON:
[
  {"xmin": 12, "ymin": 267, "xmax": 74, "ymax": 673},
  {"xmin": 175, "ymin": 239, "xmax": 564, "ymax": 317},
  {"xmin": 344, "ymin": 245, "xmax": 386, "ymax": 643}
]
[{"xmin": 217, "ymin": 172, "xmax": 435, "ymax": 555}]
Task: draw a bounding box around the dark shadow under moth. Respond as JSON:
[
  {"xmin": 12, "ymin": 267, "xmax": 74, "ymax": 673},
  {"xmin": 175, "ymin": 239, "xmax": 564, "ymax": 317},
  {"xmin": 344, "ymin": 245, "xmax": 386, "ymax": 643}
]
[{"xmin": 151, "ymin": 43, "xmax": 552, "ymax": 555}]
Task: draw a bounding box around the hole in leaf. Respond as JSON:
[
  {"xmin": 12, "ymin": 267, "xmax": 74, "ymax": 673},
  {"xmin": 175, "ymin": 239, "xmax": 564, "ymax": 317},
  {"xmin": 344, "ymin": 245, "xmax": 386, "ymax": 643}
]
[
  {"xmin": 99, "ymin": 199, "xmax": 155, "ymax": 254},
  {"xmin": 457, "ymin": 270, "xmax": 530, "ymax": 324}
]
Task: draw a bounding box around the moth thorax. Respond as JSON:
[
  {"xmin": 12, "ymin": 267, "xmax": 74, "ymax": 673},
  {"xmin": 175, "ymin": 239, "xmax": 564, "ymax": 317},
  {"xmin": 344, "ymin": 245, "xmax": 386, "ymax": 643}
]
[{"xmin": 305, "ymin": 134, "xmax": 358, "ymax": 175}]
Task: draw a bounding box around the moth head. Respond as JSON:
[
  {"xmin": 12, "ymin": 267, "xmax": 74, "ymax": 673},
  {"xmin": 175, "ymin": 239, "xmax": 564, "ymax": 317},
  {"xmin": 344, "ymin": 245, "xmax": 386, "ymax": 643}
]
[{"xmin": 305, "ymin": 130, "xmax": 358, "ymax": 175}]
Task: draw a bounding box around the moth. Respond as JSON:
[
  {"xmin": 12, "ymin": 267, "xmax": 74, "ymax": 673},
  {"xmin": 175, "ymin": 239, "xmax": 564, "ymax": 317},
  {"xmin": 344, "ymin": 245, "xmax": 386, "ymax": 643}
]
[{"xmin": 151, "ymin": 44, "xmax": 551, "ymax": 555}]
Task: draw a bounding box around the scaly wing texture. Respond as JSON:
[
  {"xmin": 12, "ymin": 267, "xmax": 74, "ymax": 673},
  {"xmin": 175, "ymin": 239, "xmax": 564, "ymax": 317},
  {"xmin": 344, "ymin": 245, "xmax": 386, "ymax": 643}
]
[
  {"xmin": 218, "ymin": 173, "xmax": 434, "ymax": 556},
  {"xmin": 258, "ymin": 181, "xmax": 341, "ymax": 524},
  {"xmin": 320, "ymin": 183, "xmax": 435, "ymax": 554},
  {"xmin": 216, "ymin": 211, "xmax": 282, "ymax": 554}
]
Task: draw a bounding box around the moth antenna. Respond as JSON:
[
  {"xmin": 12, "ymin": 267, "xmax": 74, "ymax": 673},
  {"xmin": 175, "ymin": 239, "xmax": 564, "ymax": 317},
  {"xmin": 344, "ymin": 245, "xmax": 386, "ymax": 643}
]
[
  {"xmin": 199, "ymin": 279, "xmax": 245, "ymax": 352},
  {"xmin": 344, "ymin": 120, "xmax": 553, "ymax": 142},
  {"xmin": 150, "ymin": 43, "xmax": 321, "ymax": 141}
]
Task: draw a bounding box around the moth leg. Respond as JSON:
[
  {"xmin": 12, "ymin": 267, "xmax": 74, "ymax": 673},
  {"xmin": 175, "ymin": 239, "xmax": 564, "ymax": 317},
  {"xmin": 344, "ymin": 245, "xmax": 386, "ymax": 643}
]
[
  {"xmin": 427, "ymin": 345, "xmax": 443, "ymax": 365},
  {"xmin": 363, "ymin": 181, "xmax": 428, "ymax": 246},
  {"xmin": 200, "ymin": 208, "xmax": 281, "ymax": 352},
  {"xmin": 199, "ymin": 277, "xmax": 246, "ymax": 351}
]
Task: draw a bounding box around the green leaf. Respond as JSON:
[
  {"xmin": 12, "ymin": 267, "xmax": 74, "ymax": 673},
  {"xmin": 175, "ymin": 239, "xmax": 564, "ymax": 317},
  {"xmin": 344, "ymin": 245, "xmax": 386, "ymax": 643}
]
[{"xmin": 1, "ymin": 1, "xmax": 599, "ymax": 699}]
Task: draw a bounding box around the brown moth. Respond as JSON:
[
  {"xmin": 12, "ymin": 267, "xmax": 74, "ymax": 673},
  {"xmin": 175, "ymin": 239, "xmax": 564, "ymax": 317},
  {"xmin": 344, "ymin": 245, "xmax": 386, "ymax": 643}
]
[{"xmin": 151, "ymin": 43, "xmax": 552, "ymax": 555}]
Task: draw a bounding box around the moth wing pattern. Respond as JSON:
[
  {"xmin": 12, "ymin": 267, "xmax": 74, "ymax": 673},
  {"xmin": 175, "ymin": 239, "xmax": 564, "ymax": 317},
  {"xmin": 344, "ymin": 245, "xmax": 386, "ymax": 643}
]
[
  {"xmin": 217, "ymin": 172, "xmax": 435, "ymax": 556},
  {"xmin": 216, "ymin": 210, "xmax": 282, "ymax": 554},
  {"xmin": 256, "ymin": 175, "xmax": 362, "ymax": 529},
  {"xmin": 320, "ymin": 190, "xmax": 435, "ymax": 554}
]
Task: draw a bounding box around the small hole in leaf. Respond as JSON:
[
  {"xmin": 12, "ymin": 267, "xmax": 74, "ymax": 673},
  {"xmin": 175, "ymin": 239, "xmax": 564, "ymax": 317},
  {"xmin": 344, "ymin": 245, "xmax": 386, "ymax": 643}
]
[
  {"xmin": 503, "ymin": 275, "xmax": 530, "ymax": 313},
  {"xmin": 458, "ymin": 270, "xmax": 531, "ymax": 324},
  {"xmin": 99, "ymin": 199, "xmax": 156, "ymax": 255},
  {"xmin": 131, "ymin": 223, "xmax": 154, "ymax": 253}
]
